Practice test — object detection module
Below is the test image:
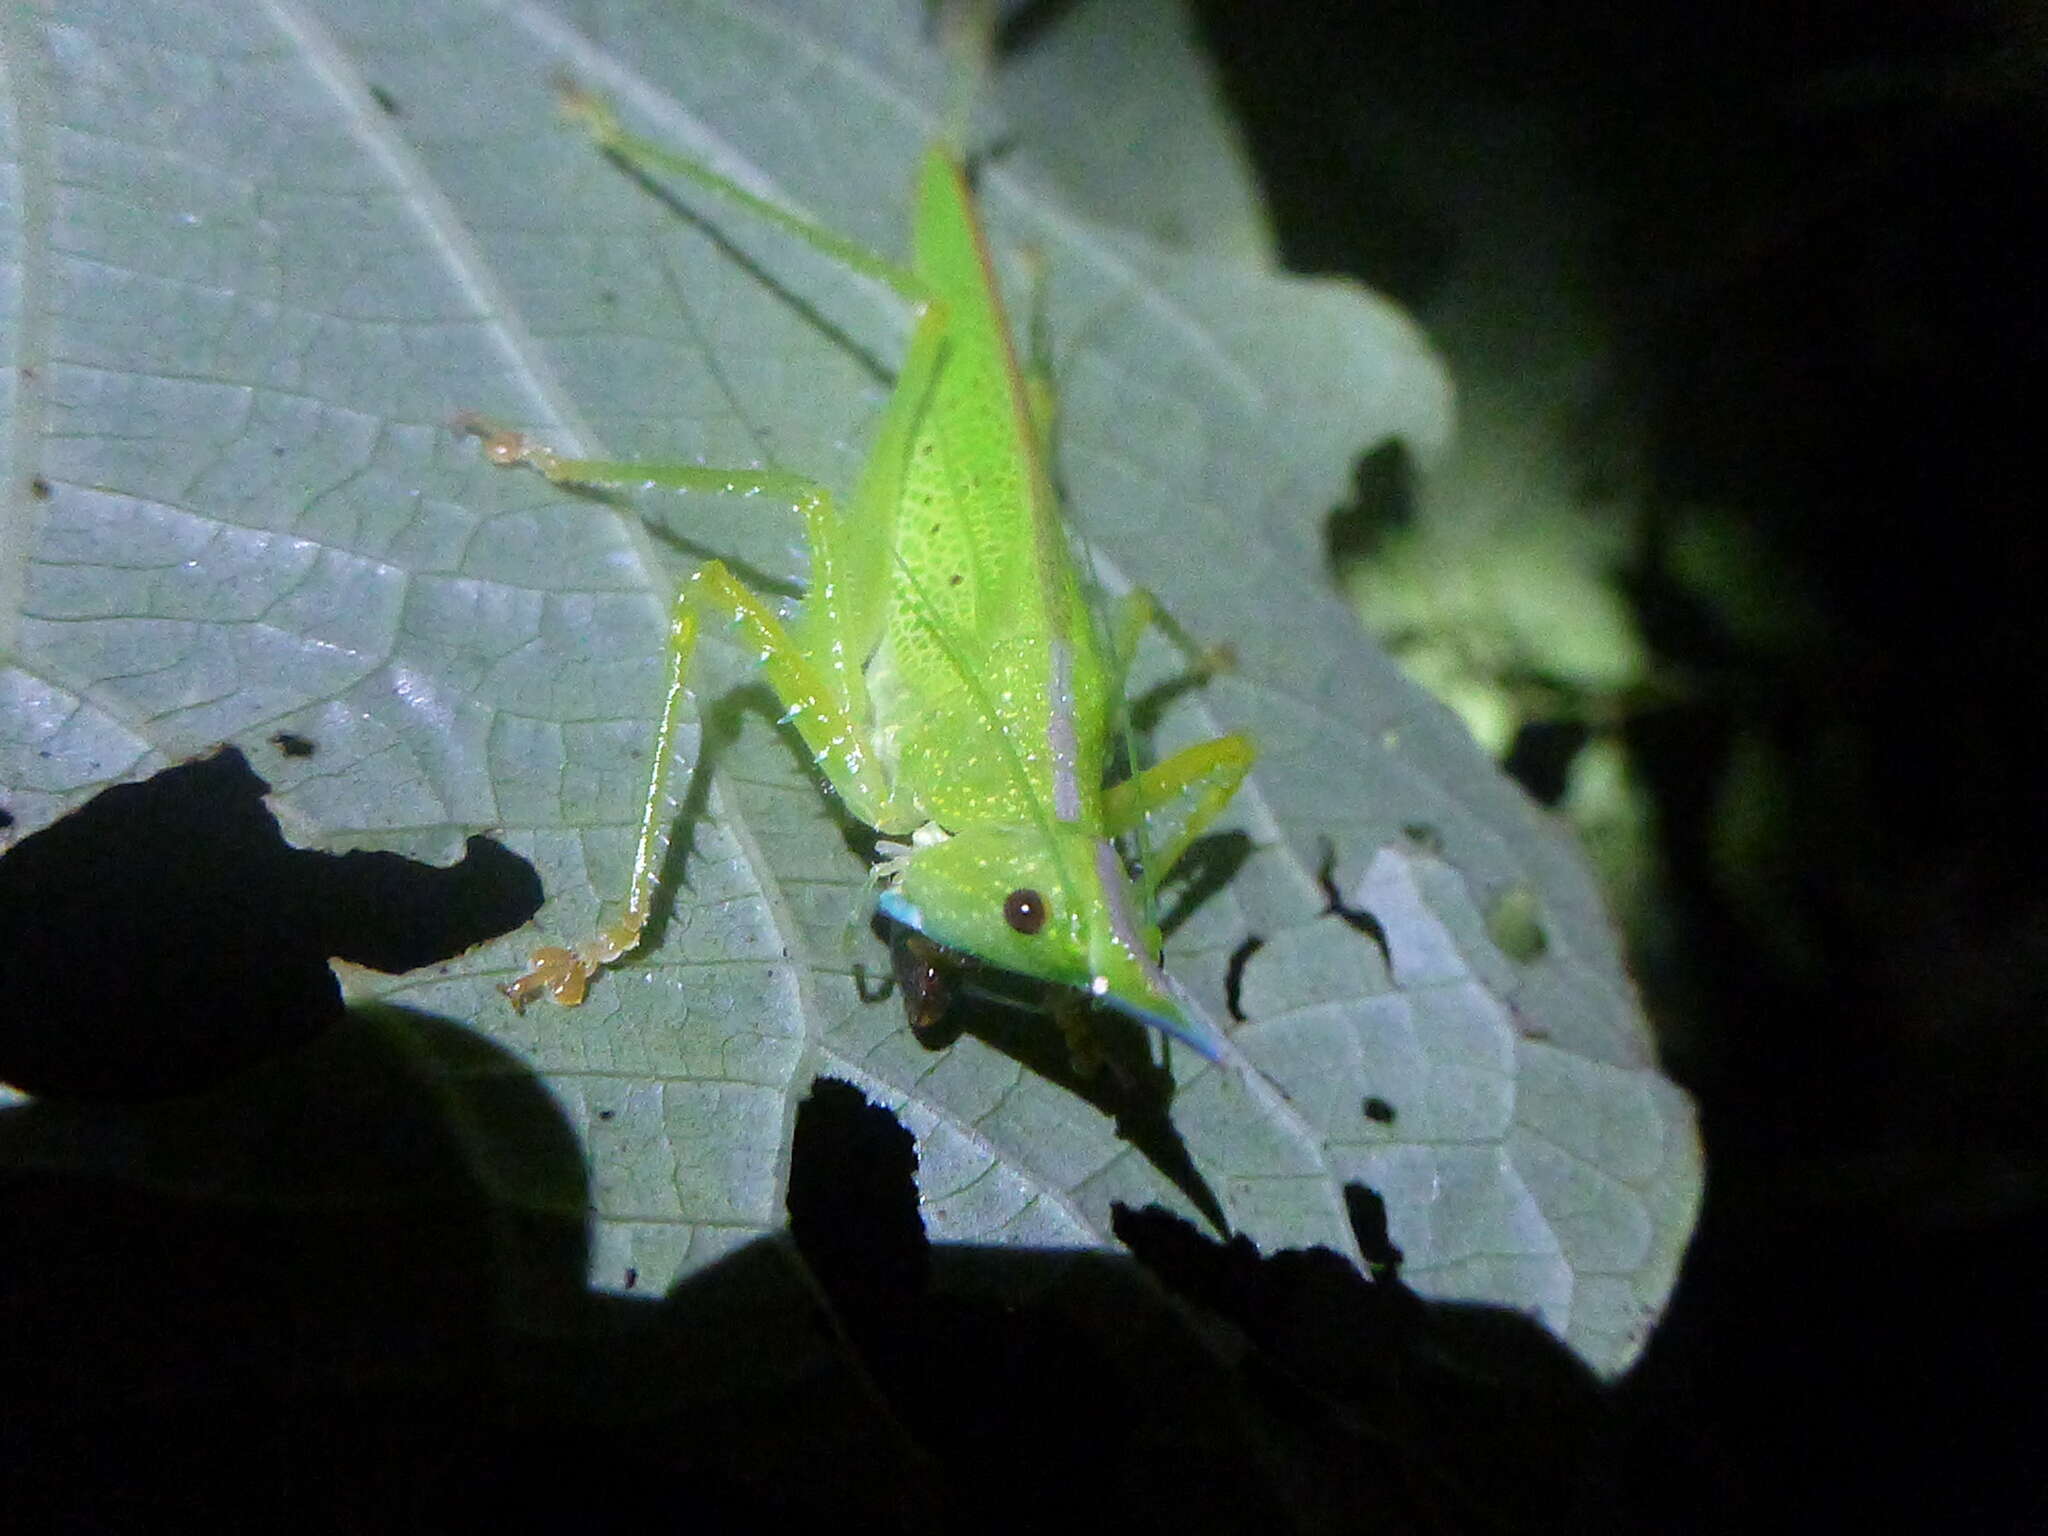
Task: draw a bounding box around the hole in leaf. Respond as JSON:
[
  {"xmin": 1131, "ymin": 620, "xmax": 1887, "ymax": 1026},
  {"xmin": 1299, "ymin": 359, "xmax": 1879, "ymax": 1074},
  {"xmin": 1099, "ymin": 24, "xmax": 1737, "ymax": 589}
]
[
  {"xmin": 1223, "ymin": 934, "xmax": 1264, "ymax": 1022},
  {"xmin": 1316, "ymin": 840, "xmax": 1389, "ymax": 966}
]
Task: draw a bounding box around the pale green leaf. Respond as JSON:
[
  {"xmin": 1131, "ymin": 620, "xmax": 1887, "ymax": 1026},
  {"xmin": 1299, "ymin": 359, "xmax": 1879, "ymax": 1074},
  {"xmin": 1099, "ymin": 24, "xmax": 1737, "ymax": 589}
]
[{"xmin": 0, "ymin": 0, "xmax": 1698, "ymax": 1376}]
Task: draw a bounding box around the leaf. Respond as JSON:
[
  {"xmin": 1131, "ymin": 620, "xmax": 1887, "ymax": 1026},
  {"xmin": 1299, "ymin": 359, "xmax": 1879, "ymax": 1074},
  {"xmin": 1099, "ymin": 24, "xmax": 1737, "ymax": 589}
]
[{"xmin": 0, "ymin": 0, "xmax": 1698, "ymax": 1376}]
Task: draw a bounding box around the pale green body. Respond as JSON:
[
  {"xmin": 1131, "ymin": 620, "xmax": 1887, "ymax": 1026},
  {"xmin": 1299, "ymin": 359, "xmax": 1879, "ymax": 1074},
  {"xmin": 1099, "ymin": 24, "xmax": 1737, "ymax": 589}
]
[{"xmin": 477, "ymin": 96, "xmax": 1251, "ymax": 1058}]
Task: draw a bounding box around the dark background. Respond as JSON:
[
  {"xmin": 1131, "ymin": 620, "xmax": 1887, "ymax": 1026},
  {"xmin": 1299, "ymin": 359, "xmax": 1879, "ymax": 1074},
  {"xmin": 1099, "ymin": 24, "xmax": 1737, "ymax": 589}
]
[{"xmin": 1190, "ymin": 0, "xmax": 2047, "ymax": 1527}]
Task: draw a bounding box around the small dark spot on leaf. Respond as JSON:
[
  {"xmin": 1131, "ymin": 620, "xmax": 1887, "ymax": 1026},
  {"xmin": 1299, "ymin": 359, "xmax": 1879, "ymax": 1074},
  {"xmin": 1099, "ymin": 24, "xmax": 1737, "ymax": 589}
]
[
  {"xmin": 1223, "ymin": 933, "xmax": 1264, "ymax": 1022},
  {"xmin": 1362, "ymin": 1095, "xmax": 1396, "ymax": 1125},
  {"xmin": 368, "ymin": 83, "xmax": 402, "ymax": 116},
  {"xmin": 268, "ymin": 730, "xmax": 317, "ymax": 759},
  {"xmin": 0, "ymin": 806, "xmax": 14, "ymax": 830},
  {"xmin": 597, "ymin": 1108, "xmax": 615, "ymax": 1121},
  {"xmin": 623, "ymin": 1266, "xmax": 638, "ymax": 1289},
  {"xmin": 948, "ymin": 572, "xmax": 962, "ymax": 586},
  {"xmin": 1402, "ymin": 823, "xmax": 1444, "ymax": 855},
  {"xmin": 29, "ymin": 476, "xmax": 52, "ymax": 500}
]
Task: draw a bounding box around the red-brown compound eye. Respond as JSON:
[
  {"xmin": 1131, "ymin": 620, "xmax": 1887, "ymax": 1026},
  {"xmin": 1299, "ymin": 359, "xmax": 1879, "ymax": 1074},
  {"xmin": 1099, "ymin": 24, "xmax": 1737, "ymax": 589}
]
[{"xmin": 1002, "ymin": 889, "xmax": 1047, "ymax": 935}]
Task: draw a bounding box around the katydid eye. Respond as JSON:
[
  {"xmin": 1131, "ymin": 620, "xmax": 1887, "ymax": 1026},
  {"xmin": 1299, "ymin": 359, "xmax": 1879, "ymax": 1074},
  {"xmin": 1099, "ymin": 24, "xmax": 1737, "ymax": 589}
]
[{"xmin": 1003, "ymin": 889, "xmax": 1047, "ymax": 935}]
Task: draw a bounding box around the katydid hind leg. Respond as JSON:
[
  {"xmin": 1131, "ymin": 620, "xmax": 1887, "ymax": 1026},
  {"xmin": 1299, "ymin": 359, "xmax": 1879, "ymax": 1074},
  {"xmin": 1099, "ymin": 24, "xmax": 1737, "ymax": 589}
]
[
  {"xmin": 500, "ymin": 575, "xmax": 706, "ymax": 1011},
  {"xmin": 557, "ymin": 82, "xmax": 929, "ymax": 310},
  {"xmin": 459, "ymin": 424, "xmax": 911, "ymax": 822},
  {"xmin": 501, "ymin": 552, "xmax": 917, "ymax": 1008},
  {"xmin": 461, "ymin": 285, "xmax": 945, "ymax": 747}
]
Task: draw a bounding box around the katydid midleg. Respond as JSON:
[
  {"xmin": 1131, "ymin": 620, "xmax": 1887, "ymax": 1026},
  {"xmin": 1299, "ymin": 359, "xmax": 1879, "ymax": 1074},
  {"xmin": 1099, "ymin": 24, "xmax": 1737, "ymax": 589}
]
[{"xmin": 469, "ymin": 90, "xmax": 1254, "ymax": 1061}]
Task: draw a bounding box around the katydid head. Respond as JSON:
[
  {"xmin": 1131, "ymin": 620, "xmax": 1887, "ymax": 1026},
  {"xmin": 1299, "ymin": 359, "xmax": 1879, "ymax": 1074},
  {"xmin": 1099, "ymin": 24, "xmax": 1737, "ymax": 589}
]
[{"xmin": 876, "ymin": 825, "xmax": 1224, "ymax": 1061}]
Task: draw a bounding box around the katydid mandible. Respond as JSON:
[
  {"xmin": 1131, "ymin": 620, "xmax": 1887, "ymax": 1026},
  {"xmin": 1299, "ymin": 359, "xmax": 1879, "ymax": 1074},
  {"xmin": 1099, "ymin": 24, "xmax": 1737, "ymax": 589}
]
[{"xmin": 472, "ymin": 92, "xmax": 1254, "ymax": 1060}]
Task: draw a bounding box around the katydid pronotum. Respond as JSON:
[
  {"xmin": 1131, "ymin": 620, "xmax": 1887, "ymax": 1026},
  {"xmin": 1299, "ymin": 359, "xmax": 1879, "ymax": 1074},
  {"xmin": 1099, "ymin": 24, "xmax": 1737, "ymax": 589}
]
[{"xmin": 469, "ymin": 91, "xmax": 1254, "ymax": 1062}]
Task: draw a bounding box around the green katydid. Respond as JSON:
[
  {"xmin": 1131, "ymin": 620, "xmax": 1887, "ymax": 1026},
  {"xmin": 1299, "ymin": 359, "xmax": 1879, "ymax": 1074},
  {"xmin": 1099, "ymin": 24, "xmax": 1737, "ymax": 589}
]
[{"xmin": 469, "ymin": 90, "xmax": 1254, "ymax": 1062}]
